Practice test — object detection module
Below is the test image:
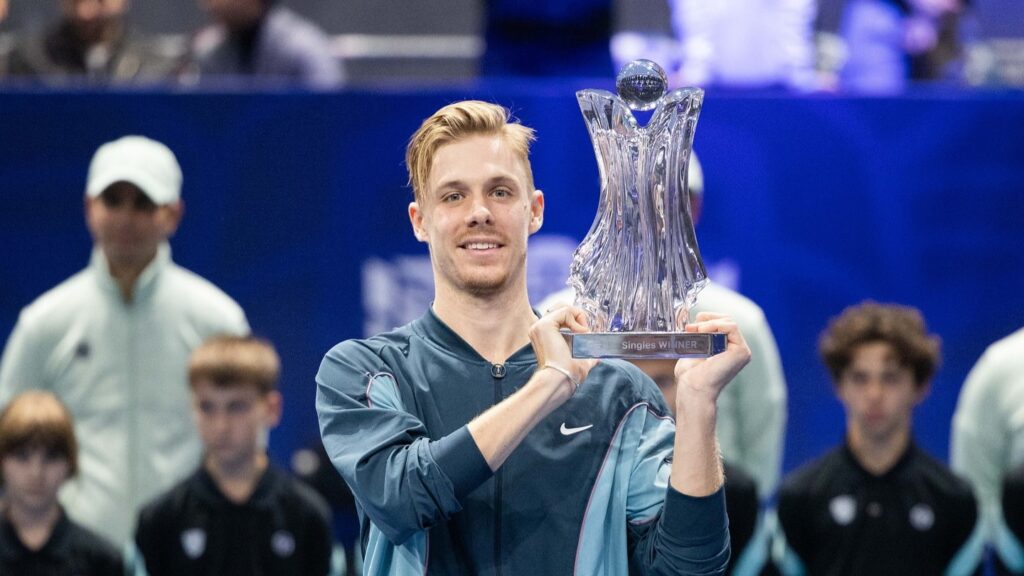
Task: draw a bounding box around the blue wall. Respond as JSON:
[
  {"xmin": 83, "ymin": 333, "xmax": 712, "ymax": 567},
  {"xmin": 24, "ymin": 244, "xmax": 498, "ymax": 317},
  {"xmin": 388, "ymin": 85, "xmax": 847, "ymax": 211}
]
[{"xmin": 2, "ymin": 84, "xmax": 1023, "ymax": 477}]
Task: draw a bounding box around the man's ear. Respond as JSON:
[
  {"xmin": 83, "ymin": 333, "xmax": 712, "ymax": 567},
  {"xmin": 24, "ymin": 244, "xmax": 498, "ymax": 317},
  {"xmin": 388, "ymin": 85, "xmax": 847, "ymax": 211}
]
[
  {"xmin": 528, "ymin": 189, "xmax": 544, "ymax": 234},
  {"xmin": 914, "ymin": 381, "xmax": 932, "ymax": 406},
  {"xmin": 84, "ymin": 195, "xmax": 97, "ymax": 238},
  {"xmin": 264, "ymin": 391, "xmax": 284, "ymax": 429},
  {"xmin": 409, "ymin": 201, "xmax": 427, "ymax": 242},
  {"xmin": 161, "ymin": 199, "xmax": 185, "ymax": 239}
]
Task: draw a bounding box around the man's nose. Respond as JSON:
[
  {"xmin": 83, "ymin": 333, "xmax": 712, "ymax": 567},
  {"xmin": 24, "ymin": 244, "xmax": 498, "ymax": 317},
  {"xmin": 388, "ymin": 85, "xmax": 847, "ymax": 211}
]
[
  {"xmin": 27, "ymin": 457, "xmax": 47, "ymax": 480},
  {"xmin": 865, "ymin": 380, "xmax": 885, "ymax": 401},
  {"xmin": 209, "ymin": 411, "xmax": 231, "ymax": 434},
  {"xmin": 466, "ymin": 197, "xmax": 493, "ymax": 225}
]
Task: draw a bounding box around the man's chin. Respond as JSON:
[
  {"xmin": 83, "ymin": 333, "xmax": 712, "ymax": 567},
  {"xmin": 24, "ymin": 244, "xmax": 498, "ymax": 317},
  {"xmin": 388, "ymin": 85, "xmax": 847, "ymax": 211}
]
[{"xmin": 461, "ymin": 277, "xmax": 510, "ymax": 298}]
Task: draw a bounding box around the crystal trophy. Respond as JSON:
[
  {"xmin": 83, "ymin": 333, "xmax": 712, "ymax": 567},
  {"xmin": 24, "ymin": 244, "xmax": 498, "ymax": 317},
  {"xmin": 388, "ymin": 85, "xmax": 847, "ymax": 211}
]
[{"xmin": 566, "ymin": 60, "xmax": 726, "ymax": 359}]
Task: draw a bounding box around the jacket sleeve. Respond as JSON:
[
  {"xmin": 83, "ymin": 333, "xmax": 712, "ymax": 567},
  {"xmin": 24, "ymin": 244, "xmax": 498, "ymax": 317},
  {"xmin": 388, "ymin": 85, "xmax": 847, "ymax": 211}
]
[
  {"xmin": 315, "ymin": 340, "xmax": 492, "ymax": 544},
  {"xmin": 623, "ymin": 393, "xmax": 730, "ymax": 575},
  {"xmin": 629, "ymin": 487, "xmax": 731, "ymax": 575}
]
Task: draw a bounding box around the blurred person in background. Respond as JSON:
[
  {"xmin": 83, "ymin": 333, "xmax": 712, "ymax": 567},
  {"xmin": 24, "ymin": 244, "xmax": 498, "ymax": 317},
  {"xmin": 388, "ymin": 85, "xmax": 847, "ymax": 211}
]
[
  {"xmin": 0, "ymin": 391, "xmax": 123, "ymax": 575},
  {"xmin": 775, "ymin": 302, "xmax": 982, "ymax": 575},
  {"xmin": 134, "ymin": 336, "xmax": 334, "ymax": 576},
  {"xmin": 830, "ymin": 0, "xmax": 971, "ymax": 92},
  {"xmin": 668, "ymin": 0, "xmax": 818, "ymax": 90},
  {"xmin": 0, "ymin": 135, "xmax": 250, "ymax": 547},
  {"xmin": 187, "ymin": 0, "xmax": 343, "ymax": 88},
  {"xmin": 1, "ymin": 0, "xmax": 181, "ymax": 82}
]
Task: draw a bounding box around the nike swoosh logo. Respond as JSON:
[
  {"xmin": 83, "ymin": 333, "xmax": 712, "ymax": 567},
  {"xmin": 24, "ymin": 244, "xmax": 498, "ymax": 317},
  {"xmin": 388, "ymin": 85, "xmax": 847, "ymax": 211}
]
[{"xmin": 560, "ymin": 423, "xmax": 593, "ymax": 436}]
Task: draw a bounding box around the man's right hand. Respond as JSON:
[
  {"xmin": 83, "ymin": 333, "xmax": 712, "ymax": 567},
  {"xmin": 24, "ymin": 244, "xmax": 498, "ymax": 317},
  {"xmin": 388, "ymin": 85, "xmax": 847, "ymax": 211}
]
[{"xmin": 530, "ymin": 305, "xmax": 599, "ymax": 393}]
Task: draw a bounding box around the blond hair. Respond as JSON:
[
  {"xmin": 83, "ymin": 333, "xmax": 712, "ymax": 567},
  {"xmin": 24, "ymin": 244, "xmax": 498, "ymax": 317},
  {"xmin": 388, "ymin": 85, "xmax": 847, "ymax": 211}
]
[
  {"xmin": 188, "ymin": 335, "xmax": 280, "ymax": 394},
  {"xmin": 0, "ymin": 391, "xmax": 78, "ymax": 479},
  {"xmin": 406, "ymin": 100, "xmax": 536, "ymax": 200}
]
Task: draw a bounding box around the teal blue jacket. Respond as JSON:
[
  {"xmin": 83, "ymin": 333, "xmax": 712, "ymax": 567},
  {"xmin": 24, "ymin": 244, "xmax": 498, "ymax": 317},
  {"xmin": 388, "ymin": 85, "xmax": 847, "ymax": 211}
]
[{"xmin": 316, "ymin": 310, "xmax": 729, "ymax": 575}]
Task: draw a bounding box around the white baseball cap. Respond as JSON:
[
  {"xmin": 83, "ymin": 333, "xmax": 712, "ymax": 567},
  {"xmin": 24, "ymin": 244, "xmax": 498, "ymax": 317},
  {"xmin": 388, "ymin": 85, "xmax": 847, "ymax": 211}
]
[{"xmin": 86, "ymin": 136, "xmax": 183, "ymax": 205}]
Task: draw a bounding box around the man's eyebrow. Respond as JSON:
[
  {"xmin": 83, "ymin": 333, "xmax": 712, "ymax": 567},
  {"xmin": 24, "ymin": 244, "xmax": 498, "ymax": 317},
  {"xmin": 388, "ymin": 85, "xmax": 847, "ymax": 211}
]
[
  {"xmin": 486, "ymin": 175, "xmax": 520, "ymax": 187},
  {"xmin": 434, "ymin": 179, "xmax": 468, "ymax": 191}
]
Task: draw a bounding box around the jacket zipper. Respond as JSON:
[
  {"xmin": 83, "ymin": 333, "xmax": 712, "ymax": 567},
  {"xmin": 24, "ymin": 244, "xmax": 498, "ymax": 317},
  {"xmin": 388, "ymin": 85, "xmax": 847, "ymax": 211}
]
[{"xmin": 492, "ymin": 362, "xmax": 505, "ymax": 576}]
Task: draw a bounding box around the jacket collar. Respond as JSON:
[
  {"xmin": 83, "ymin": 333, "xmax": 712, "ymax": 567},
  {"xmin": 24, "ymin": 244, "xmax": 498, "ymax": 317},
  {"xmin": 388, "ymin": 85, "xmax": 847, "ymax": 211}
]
[
  {"xmin": 89, "ymin": 242, "xmax": 171, "ymax": 301},
  {"xmin": 414, "ymin": 307, "xmax": 538, "ymax": 366},
  {"xmin": 192, "ymin": 463, "xmax": 283, "ymax": 510},
  {"xmin": 842, "ymin": 437, "xmax": 918, "ymax": 480}
]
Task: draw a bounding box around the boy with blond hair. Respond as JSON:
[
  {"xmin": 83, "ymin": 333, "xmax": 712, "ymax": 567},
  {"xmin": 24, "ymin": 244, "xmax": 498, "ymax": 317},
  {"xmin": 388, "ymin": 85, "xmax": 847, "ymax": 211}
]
[{"xmin": 135, "ymin": 335, "xmax": 332, "ymax": 576}]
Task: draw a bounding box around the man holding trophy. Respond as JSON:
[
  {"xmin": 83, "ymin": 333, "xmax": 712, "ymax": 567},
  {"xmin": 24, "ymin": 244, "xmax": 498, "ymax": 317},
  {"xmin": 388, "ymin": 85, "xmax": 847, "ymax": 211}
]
[{"xmin": 316, "ymin": 62, "xmax": 750, "ymax": 574}]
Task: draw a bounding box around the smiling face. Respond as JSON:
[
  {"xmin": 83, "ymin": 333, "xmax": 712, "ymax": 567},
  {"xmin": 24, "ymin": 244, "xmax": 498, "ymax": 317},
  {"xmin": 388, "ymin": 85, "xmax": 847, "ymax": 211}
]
[
  {"xmin": 408, "ymin": 134, "xmax": 544, "ymax": 300},
  {"xmin": 836, "ymin": 341, "xmax": 928, "ymax": 447}
]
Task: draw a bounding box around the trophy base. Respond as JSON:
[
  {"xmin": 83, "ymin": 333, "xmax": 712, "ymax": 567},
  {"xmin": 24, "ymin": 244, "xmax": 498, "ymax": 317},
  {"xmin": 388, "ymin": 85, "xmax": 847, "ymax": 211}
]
[{"xmin": 564, "ymin": 331, "xmax": 728, "ymax": 359}]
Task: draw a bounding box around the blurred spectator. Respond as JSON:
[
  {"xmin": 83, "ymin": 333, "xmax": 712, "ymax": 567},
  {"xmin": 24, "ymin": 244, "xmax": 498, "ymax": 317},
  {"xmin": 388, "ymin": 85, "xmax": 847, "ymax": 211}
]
[
  {"xmin": 481, "ymin": 0, "xmax": 614, "ymax": 77},
  {"xmin": 0, "ymin": 391, "xmax": 123, "ymax": 575},
  {"xmin": 833, "ymin": 0, "xmax": 971, "ymax": 92},
  {"xmin": 0, "ymin": 0, "xmax": 181, "ymax": 83},
  {"xmin": 186, "ymin": 0, "xmax": 343, "ymax": 88},
  {"xmin": 668, "ymin": 0, "xmax": 818, "ymax": 90},
  {"xmin": 134, "ymin": 336, "xmax": 334, "ymax": 576},
  {"xmin": 776, "ymin": 302, "xmax": 982, "ymax": 575},
  {"xmin": 962, "ymin": 0, "xmax": 1024, "ymax": 87},
  {"xmin": 952, "ymin": 327, "xmax": 1024, "ymax": 574},
  {"xmin": 0, "ymin": 135, "xmax": 250, "ymax": 546}
]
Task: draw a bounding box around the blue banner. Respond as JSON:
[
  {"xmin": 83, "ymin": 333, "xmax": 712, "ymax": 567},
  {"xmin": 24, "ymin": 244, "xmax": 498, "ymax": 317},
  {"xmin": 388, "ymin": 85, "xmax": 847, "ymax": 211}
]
[{"xmin": 1, "ymin": 85, "xmax": 1023, "ymax": 475}]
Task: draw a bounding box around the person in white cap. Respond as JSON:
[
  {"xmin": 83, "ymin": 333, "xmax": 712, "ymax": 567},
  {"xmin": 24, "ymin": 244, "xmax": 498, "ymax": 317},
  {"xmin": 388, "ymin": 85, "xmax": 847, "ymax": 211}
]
[{"xmin": 0, "ymin": 135, "xmax": 250, "ymax": 547}]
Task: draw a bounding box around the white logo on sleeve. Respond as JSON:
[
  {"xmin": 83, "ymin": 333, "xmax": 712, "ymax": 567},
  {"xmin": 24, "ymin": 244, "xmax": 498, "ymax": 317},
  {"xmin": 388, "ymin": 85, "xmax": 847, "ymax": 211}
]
[
  {"xmin": 181, "ymin": 528, "xmax": 207, "ymax": 559},
  {"xmin": 560, "ymin": 423, "xmax": 593, "ymax": 436},
  {"xmin": 829, "ymin": 495, "xmax": 857, "ymax": 526}
]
